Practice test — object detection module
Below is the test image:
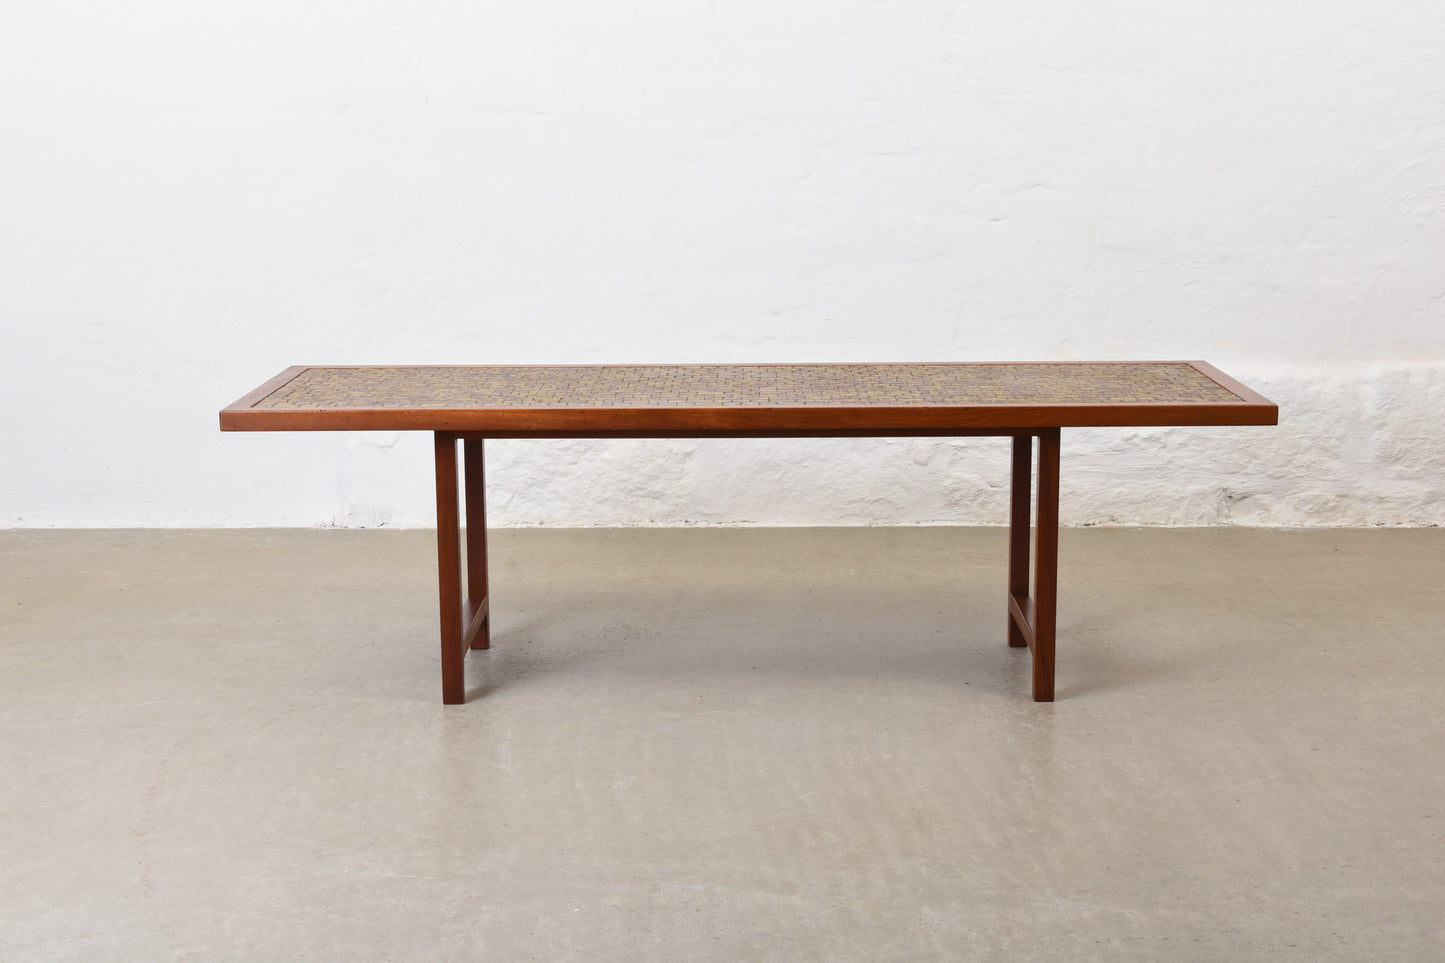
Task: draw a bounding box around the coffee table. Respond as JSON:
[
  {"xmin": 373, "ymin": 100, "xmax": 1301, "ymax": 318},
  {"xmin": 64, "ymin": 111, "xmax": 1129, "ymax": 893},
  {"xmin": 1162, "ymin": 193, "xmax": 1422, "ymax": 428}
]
[{"xmin": 222, "ymin": 362, "xmax": 1276, "ymax": 703}]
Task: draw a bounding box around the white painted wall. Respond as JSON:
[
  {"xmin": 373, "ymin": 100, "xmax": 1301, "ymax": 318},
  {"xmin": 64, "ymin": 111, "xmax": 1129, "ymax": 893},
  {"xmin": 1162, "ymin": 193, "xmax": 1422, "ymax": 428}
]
[{"xmin": 3, "ymin": 1, "xmax": 1442, "ymax": 528}]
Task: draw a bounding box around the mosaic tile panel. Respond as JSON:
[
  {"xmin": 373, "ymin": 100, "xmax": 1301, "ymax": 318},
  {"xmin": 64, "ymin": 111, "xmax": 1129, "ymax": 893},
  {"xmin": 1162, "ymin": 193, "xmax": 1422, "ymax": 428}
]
[{"xmin": 251, "ymin": 363, "xmax": 1244, "ymax": 411}]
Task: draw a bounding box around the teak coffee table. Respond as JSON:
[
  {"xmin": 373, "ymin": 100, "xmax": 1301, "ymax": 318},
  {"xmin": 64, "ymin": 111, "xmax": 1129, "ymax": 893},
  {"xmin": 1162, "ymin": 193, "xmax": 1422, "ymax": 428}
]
[{"xmin": 221, "ymin": 362, "xmax": 1276, "ymax": 703}]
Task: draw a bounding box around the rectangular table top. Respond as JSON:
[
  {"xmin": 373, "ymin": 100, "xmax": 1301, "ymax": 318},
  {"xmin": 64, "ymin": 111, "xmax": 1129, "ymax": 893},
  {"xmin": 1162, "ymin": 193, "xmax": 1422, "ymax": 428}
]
[{"xmin": 220, "ymin": 362, "xmax": 1276, "ymax": 436}]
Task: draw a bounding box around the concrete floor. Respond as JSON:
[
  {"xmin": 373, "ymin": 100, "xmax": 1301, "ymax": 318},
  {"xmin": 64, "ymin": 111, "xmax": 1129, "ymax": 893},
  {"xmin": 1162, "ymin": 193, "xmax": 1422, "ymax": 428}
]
[{"xmin": 1, "ymin": 527, "xmax": 1442, "ymax": 961}]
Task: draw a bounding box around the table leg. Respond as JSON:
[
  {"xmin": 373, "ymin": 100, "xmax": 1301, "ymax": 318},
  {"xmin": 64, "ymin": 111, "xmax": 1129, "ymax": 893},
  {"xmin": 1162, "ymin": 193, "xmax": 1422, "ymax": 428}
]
[
  {"xmin": 463, "ymin": 439, "xmax": 491, "ymax": 651},
  {"xmin": 1005, "ymin": 429, "xmax": 1061, "ymax": 701},
  {"xmin": 1033, "ymin": 428, "xmax": 1060, "ymax": 702},
  {"xmin": 1007, "ymin": 434, "xmax": 1032, "ymax": 648},
  {"xmin": 435, "ymin": 432, "xmax": 466, "ymax": 704}
]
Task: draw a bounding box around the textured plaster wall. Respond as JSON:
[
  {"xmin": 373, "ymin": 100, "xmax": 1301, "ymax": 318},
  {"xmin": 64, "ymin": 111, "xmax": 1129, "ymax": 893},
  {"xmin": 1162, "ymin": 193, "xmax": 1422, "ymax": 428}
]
[{"xmin": 3, "ymin": 2, "xmax": 1443, "ymax": 528}]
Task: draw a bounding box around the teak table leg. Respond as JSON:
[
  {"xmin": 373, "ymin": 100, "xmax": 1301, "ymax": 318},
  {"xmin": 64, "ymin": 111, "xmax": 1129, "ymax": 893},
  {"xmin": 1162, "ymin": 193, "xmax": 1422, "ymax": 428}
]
[
  {"xmin": 463, "ymin": 439, "xmax": 491, "ymax": 652},
  {"xmin": 1007, "ymin": 434, "xmax": 1032, "ymax": 648},
  {"xmin": 1006, "ymin": 428, "xmax": 1061, "ymax": 702},
  {"xmin": 435, "ymin": 433, "xmax": 466, "ymax": 704},
  {"xmin": 435, "ymin": 433, "xmax": 493, "ymax": 704},
  {"xmin": 1033, "ymin": 428, "xmax": 1060, "ymax": 702}
]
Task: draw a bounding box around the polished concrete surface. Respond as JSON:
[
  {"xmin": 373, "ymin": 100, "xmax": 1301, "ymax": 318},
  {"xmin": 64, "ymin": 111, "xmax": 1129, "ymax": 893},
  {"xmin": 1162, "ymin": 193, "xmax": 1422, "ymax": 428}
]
[{"xmin": 2, "ymin": 527, "xmax": 1442, "ymax": 961}]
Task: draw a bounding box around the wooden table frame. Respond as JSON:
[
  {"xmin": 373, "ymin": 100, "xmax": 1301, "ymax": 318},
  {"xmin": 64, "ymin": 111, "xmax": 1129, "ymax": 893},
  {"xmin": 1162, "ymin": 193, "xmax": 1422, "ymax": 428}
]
[
  {"xmin": 222, "ymin": 361, "xmax": 1276, "ymax": 704},
  {"xmin": 432, "ymin": 426, "xmax": 1062, "ymax": 704}
]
